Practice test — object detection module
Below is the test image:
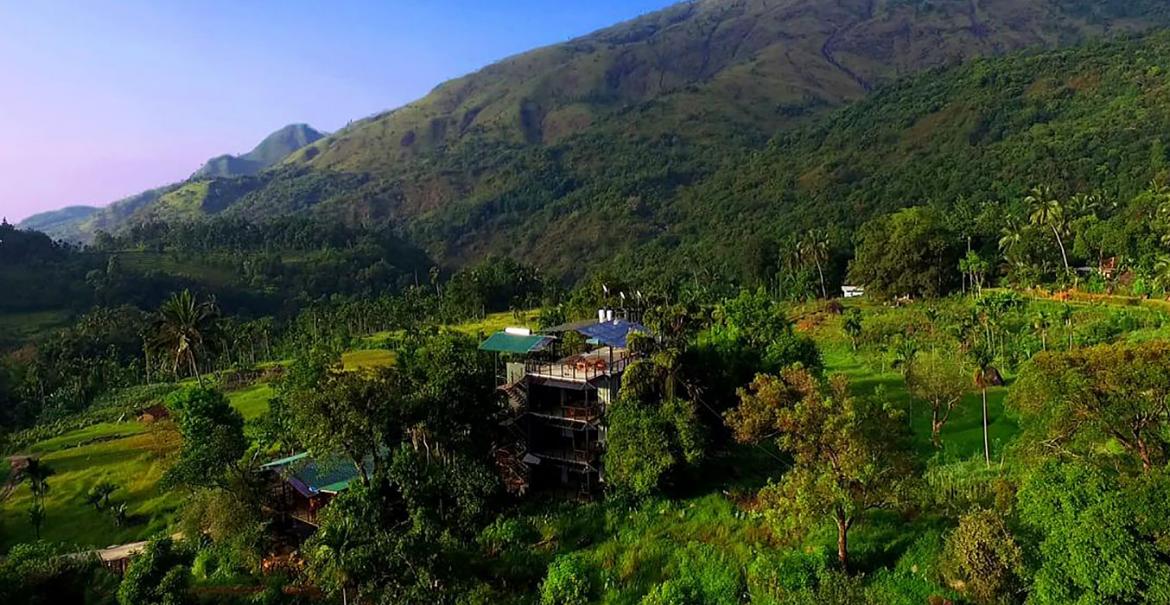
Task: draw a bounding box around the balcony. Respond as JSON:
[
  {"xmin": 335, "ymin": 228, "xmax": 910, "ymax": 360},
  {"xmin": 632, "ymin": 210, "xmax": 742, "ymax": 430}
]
[{"xmin": 524, "ymin": 348, "xmax": 635, "ymax": 383}]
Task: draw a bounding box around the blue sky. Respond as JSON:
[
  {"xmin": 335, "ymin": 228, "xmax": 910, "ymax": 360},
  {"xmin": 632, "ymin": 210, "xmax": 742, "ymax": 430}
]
[{"xmin": 0, "ymin": 0, "xmax": 677, "ymax": 222}]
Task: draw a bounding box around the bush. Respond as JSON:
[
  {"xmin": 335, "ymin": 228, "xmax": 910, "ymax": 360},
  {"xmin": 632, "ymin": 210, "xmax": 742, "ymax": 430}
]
[
  {"xmin": 942, "ymin": 509, "xmax": 1024, "ymax": 604},
  {"xmin": 540, "ymin": 554, "xmax": 592, "ymax": 605},
  {"xmin": 477, "ymin": 516, "xmax": 539, "ymax": 556}
]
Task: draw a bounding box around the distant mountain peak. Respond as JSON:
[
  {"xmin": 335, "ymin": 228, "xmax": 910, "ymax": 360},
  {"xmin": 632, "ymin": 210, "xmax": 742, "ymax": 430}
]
[{"xmin": 194, "ymin": 124, "xmax": 325, "ymax": 179}]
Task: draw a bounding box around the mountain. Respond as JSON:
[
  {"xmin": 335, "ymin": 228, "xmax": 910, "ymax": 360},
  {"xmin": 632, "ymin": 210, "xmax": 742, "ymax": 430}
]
[
  {"xmin": 662, "ymin": 27, "xmax": 1170, "ymax": 278},
  {"xmin": 194, "ymin": 124, "xmax": 325, "ymax": 179},
  {"xmin": 20, "ymin": 0, "xmax": 1170, "ymax": 269},
  {"xmin": 18, "ymin": 124, "xmax": 324, "ymax": 242},
  {"xmin": 15, "ymin": 206, "xmax": 98, "ymax": 235}
]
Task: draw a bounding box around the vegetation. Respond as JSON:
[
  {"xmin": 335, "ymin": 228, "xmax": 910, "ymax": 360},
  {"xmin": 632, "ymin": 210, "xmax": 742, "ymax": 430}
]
[{"xmin": 9, "ymin": 4, "xmax": 1170, "ymax": 604}]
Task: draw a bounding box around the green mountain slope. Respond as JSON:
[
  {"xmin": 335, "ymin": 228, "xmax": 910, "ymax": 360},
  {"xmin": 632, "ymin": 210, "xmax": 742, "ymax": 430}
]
[
  {"xmin": 184, "ymin": 0, "xmax": 1170, "ymax": 275},
  {"xmin": 670, "ymin": 28, "xmax": 1170, "ymax": 265},
  {"xmin": 18, "ymin": 124, "xmax": 323, "ymax": 242},
  {"xmin": 194, "ymin": 123, "xmax": 325, "ymax": 179},
  {"xmin": 20, "ymin": 0, "xmax": 1170, "ymax": 270}
]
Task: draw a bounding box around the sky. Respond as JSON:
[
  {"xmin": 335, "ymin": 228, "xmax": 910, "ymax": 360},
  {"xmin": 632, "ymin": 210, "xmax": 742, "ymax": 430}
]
[{"xmin": 0, "ymin": 0, "xmax": 677, "ymax": 223}]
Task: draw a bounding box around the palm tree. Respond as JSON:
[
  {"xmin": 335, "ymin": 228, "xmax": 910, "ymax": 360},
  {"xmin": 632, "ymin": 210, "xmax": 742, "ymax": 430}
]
[
  {"xmin": 1025, "ymin": 186, "xmax": 1071, "ymax": 278},
  {"xmin": 311, "ymin": 514, "xmax": 360, "ymax": 605},
  {"xmin": 842, "ymin": 309, "xmax": 863, "ymax": 351},
  {"xmin": 1057, "ymin": 304, "xmax": 1074, "ymax": 349},
  {"xmin": 890, "ymin": 336, "xmax": 919, "ymax": 379},
  {"xmin": 798, "ymin": 229, "xmax": 830, "ymax": 299},
  {"xmin": 997, "ymin": 217, "xmax": 1025, "ymax": 259},
  {"xmin": 969, "ymin": 345, "xmax": 998, "ymax": 468},
  {"xmin": 1154, "ymin": 255, "xmax": 1170, "ymax": 299},
  {"xmin": 24, "ymin": 459, "xmax": 54, "ymax": 538},
  {"xmin": 1031, "ymin": 310, "xmax": 1051, "ymax": 352},
  {"xmin": 149, "ymin": 290, "xmax": 222, "ymax": 387}
]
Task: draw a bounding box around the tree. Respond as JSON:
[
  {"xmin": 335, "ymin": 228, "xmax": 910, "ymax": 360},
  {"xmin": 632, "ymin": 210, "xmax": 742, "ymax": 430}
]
[
  {"xmin": 24, "ymin": 458, "xmax": 53, "ymax": 539},
  {"xmin": 162, "ymin": 387, "xmax": 247, "ymax": 490},
  {"xmin": 725, "ymin": 368, "xmax": 916, "ymax": 570},
  {"xmin": 841, "ymin": 309, "xmax": 862, "ymax": 351},
  {"xmin": 942, "ymin": 509, "xmax": 1024, "ymax": 605},
  {"xmin": 847, "ymin": 207, "xmax": 961, "ymax": 300},
  {"xmin": 1018, "ymin": 462, "xmax": 1170, "ymax": 604},
  {"xmin": 1031, "ymin": 310, "xmax": 1052, "ymax": 352},
  {"xmin": 969, "ymin": 345, "xmax": 998, "ymax": 467},
  {"xmin": 117, "ymin": 537, "xmax": 192, "ymax": 605},
  {"xmin": 798, "ymin": 229, "xmax": 830, "ymax": 299},
  {"xmin": 148, "ymin": 290, "xmax": 222, "ymax": 387},
  {"xmin": 1010, "ymin": 341, "xmax": 1170, "ymax": 473},
  {"xmin": 280, "ymin": 355, "xmax": 399, "ymax": 484},
  {"xmin": 905, "ymin": 352, "xmax": 966, "ymax": 449},
  {"xmin": 958, "ymin": 250, "xmax": 990, "ymax": 296},
  {"xmin": 85, "ymin": 481, "xmax": 118, "ymax": 511},
  {"xmin": 604, "ymin": 360, "xmax": 704, "ymax": 498},
  {"xmin": 1025, "ymin": 186, "xmax": 1071, "ymax": 278}
]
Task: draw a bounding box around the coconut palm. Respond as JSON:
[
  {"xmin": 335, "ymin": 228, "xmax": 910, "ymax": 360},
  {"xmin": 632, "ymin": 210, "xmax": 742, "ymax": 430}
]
[
  {"xmin": 1032, "ymin": 310, "xmax": 1053, "ymax": 352},
  {"xmin": 149, "ymin": 290, "xmax": 222, "ymax": 387},
  {"xmin": 798, "ymin": 229, "xmax": 830, "ymax": 299},
  {"xmin": 24, "ymin": 459, "xmax": 54, "ymax": 538},
  {"xmin": 1025, "ymin": 186, "xmax": 1071, "ymax": 277},
  {"xmin": 969, "ymin": 344, "xmax": 998, "ymax": 467}
]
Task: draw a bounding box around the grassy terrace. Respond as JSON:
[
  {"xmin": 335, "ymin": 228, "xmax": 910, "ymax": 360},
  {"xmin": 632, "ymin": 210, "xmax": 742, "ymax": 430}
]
[
  {"xmin": 0, "ymin": 312, "xmax": 528, "ymax": 549},
  {"xmin": 0, "ymin": 385, "xmax": 268, "ymax": 549}
]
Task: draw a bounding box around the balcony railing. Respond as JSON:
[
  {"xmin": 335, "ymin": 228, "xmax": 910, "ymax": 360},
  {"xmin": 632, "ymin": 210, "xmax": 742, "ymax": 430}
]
[{"xmin": 524, "ymin": 354, "xmax": 634, "ymax": 382}]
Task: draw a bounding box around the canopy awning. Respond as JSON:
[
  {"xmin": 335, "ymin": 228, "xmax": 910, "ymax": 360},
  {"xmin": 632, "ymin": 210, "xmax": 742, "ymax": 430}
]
[{"xmin": 479, "ymin": 331, "xmax": 555, "ymax": 354}]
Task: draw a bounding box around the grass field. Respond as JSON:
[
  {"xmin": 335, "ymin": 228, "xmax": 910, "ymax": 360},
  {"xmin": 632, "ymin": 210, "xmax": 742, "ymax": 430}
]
[
  {"xmin": 822, "ymin": 348, "xmax": 1016, "ymax": 460},
  {"xmin": 0, "ymin": 382, "xmax": 278, "ymax": 550},
  {"xmin": 0, "ymin": 309, "xmax": 73, "ymax": 345},
  {"xmin": 342, "ymin": 349, "xmax": 397, "ymax": 370},
  {"xmin": 362, "ymin": 310, "xmax": 541, "ymax": 347},
  {"xmin": 0, "ymin": 424, "xmax": 179, "ymax": 549}
]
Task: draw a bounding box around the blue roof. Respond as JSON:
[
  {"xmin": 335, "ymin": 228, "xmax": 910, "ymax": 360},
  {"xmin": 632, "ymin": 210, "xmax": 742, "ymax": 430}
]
[{"xmin": 577, "ymin": 319, "xmax": 647, "ymax": 348}]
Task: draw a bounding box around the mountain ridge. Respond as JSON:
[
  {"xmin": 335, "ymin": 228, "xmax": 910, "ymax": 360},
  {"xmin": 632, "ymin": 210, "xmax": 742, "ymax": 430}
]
[
  {"xmin": 18, "ymin": 124, "xmax": 324, "ymax": 241},
  {"xmin": 19, "ymin": 0, "xmax": 1170, "ymax": 261}
]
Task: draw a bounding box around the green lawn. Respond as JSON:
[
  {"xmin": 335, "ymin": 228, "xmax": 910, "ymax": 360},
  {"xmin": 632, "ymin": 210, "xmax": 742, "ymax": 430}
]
[
  {"xmin": 227, "ymin": 383, "xmax": 273, "ymax": 421},
  {"xmin": 822, "ymin": 348, "xmax": 1017, "ymax": 461},
  {"xmin": 342, "ymin": 349, "xmax": 397, "ymax": 370},
  {"xmin": 361, "ymin": 310, "xmax": 540, "ymax": 347}
]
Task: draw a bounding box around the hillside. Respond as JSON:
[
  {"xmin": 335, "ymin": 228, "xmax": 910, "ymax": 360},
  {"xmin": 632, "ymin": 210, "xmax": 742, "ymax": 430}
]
[
  {"xmin": 193, "ymin": 123, "xmax": 324, "ymax": 179},
  {"xmin": 19, "ymin": 0, "xmax": 1170, "ymax": 268},
  {"xmin": 667, "ymin": 27, "xmax": 1170, "ymax": 272},
  {"xmin": 19, "ymin": 124, "xmax": 324, "ymax": 242}
]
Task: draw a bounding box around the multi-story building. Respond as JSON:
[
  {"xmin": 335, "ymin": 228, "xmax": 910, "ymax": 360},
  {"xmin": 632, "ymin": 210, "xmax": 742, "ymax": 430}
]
[{"xmin": 481, "ymin": 311, "xmax": 646, "ymax": 497}]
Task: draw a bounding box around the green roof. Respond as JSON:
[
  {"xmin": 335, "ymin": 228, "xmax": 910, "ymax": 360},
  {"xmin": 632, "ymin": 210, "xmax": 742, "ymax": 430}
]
[
  {"xmin": 479, "ymin": 331, "xmax": 554, "ymax": 354},
  {"xmin": 262, "ymin": 452, "xmax": 369, "ymax": 496}
]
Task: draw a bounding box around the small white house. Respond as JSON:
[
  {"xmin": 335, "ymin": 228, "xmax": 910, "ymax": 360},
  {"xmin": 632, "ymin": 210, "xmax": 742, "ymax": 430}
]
[{"xmin": 841, "ymin": 285, "xmax": 865, "ymax": 299}]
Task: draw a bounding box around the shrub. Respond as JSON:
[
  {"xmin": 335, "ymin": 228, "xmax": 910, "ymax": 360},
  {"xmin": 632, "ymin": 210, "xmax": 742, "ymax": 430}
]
[
  {"xmin": 541, "ymin": 554, "xmax": 592, "ymax": 605},
  {"xmin": 942, "ymin": 509, "xmax": 1024, "ymax": 604}
]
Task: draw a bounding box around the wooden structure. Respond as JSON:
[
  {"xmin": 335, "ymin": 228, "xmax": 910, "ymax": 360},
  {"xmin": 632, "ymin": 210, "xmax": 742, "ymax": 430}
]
[{"xmin": 260, "ymin": 452, "xmax": 368, "ymax": 527}]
